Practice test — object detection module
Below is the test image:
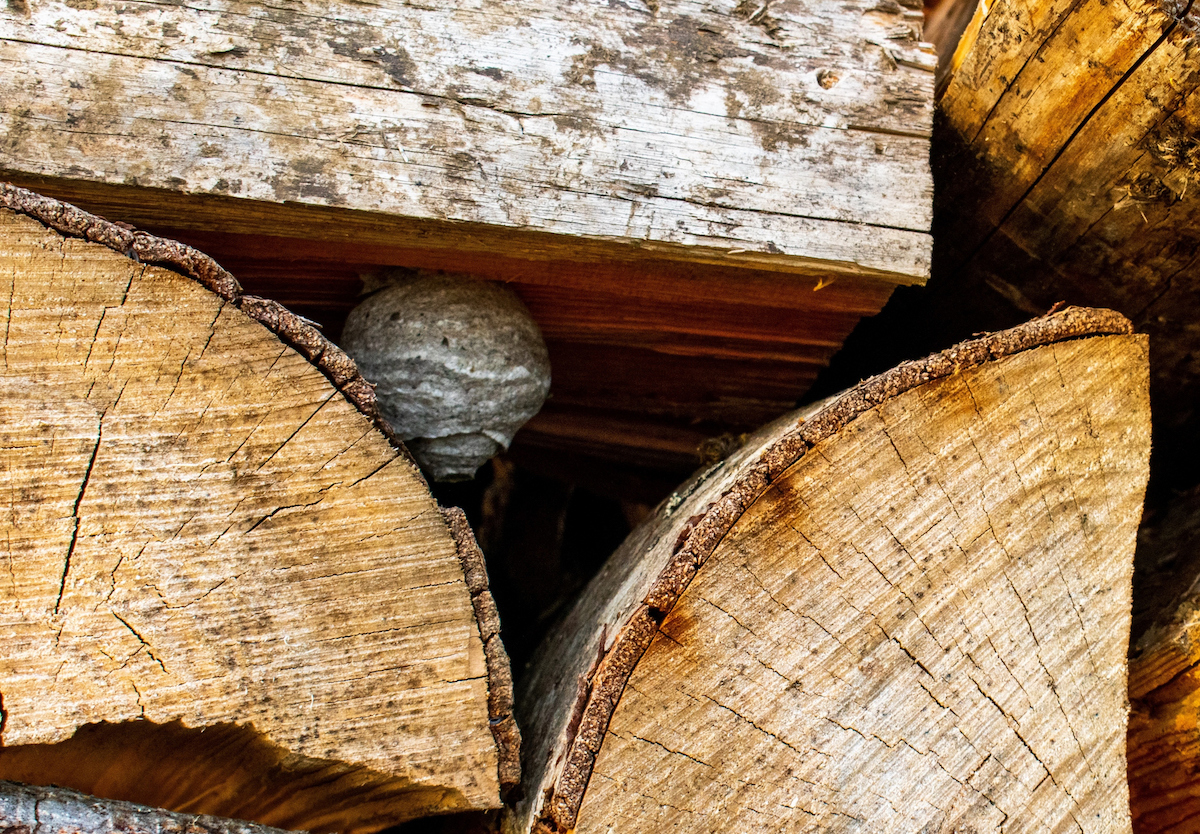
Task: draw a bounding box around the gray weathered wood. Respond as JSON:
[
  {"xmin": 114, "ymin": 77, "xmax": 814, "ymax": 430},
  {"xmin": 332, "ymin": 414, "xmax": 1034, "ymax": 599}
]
[
  {"xmin": 0, "ymin": 0, "xmax": 934, "ymax": 281},
  {"xmin": 0, "ymin": 781, "xmax": 296, "ymax": 834}
]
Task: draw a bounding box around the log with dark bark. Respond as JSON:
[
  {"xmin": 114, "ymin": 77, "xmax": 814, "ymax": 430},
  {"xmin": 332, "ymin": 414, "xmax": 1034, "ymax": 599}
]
[
  {"xmin": 0, "ymin": 0, "xmax": 937, "ymax": 475},
  {"xmin": 0, "ymin": 185, "xmax": 516, "ymax": 833},
  {"xmin": 931, "ymin": 0, "xmax": 1200, "ymax": 491},
  {"xmin": 512, "ymin": 308, "xmax": 1150, "ymax": 833}
]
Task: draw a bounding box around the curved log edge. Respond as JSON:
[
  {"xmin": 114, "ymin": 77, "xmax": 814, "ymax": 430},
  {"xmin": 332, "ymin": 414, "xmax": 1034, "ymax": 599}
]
[
  {"xmin": 0, "ymin": 181, "xmax": 415, "ymax": 473},
  {"xmin": 0, "ymin": 181, "xmax": 520, "ymax": 796},
  {"xmin": 529, "ymin": 305, "xmax": 1136, "ymax": 833},
  {"xmin": 0, "ymin": 780, "xmax": 296, "ymax": 834},
  {"xmin": 442, "ymin": 507, "xmax": 522, "ymax": 796}
]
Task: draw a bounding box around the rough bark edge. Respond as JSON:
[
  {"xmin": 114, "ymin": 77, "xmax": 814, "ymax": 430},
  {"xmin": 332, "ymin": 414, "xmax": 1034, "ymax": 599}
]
[
  {"xmin": 0, "ymin": 780, "xmax": 298, "ymax": 834},
  {"xmin": 534, "ymin": 304, "xmax": 1135, "ymax": 833},
  {"xmin": 0, "ymin": 181, "xmax": 421, "ymax": 477},
  {"xmin": 0, "ymin": 180, "xmax": 524, "ymax": 797},
  {"xmin": 441, "ymin": 507, "xmax": 523, "ymax": 798}
]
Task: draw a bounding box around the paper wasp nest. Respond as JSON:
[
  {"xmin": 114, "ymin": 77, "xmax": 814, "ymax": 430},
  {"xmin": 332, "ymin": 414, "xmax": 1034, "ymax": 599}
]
[{"xmin": 341, "ymin": 273, "xmax": 551, "ymax": 481}]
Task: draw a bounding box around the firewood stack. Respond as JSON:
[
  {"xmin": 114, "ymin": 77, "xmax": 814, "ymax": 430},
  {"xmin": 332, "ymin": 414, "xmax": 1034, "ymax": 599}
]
[{"xmin": 0, "ymin": 0, "xmax": 1195, "ymax": 830}]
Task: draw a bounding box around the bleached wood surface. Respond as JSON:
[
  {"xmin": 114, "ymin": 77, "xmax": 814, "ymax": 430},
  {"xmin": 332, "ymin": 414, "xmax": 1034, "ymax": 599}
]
[
  {"xmin": 512, "ymin": 309, "xmax": 1149, "ymax": 833},
  {"xmin": 0, "ymin": 0, "xmax": 933, "ymax": 280},
  {"xmin": 0, "ymin": 198, "xmax": 511, "ymax": 832}
]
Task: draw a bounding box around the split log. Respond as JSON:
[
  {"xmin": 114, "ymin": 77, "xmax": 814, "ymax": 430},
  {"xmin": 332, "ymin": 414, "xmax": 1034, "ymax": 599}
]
[
  {"xmin": 512, "ymin": 308, "xmax": 1150, "ymax": 833},
  {"xmin": 0, "ymin": 0, "xmax": 936, "ymax": 472},
  {"xmin": 1127, "ymin": 486, "xmax": 1200, "ymax": 833},
  {"xmin": 0, "ymin": 781, "xmax": 292, "ymax": 834},
  {"xmin": 933, "ymin": 0, "xmax": 1200, "ymax": 484},
  {"xmin": 0, "ymin": 185, "xmax": 517, "ymax": 832}
]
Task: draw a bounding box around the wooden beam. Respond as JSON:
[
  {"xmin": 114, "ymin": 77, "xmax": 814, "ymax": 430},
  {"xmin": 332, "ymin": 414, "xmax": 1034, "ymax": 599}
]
[{"xmin": 0, "ymin": 0, "xmax": 933, "ymax": 281}]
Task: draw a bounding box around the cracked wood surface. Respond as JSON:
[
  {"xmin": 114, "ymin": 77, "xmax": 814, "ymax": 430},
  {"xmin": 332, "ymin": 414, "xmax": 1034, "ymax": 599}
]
[
  {"xmin": 0, "ymin": 203, "xmax": 508, "ymax": 832},
  {"xmin": 934, "ymin": 0, "xmax": 1200, "ymax": 480},
  {"xmin": 0, "ymin": 0, "xmax": 932, "ymax": 281},
  {"xmin": 511, "ymin": 309, "xmax": 1150, "ymax": 833}
]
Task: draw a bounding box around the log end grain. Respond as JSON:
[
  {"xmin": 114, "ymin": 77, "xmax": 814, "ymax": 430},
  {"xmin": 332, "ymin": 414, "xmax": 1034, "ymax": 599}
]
[
  {"xmin": 514, "ymin": 308, "xmax": 1149, "ymax": 833},
  {"xmin": 0, "ymin": 186, "xmax": 515, "ymax": 831}
]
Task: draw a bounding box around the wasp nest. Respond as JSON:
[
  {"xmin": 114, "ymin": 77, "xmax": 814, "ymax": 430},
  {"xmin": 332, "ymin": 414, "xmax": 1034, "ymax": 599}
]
[{"xmin": 340, "ymin": 273, "xmax": 551, "ymax": 481}]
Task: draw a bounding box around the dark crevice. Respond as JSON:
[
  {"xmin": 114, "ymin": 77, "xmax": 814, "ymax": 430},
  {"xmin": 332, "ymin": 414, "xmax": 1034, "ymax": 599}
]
[
  {"xmin": 56, "ymin": 421, "xmax": 103, "ymax": 615},
  {"xmin": 111, "ymin": 612, "xmax": 167, "ymax": 673}
]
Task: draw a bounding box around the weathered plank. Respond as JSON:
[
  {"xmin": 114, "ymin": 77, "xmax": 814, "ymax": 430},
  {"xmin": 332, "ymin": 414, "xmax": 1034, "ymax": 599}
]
[
  {"xmin": 513, "ymin": 307, "xmax": 1149, "ymax": 833},
  {"xmin": 0, "ymin": 185, "xmax": 516, "ymax": 832},
  {"xmin": 0, "ymin": 0, "xmax": 933, "ymax": 280}
]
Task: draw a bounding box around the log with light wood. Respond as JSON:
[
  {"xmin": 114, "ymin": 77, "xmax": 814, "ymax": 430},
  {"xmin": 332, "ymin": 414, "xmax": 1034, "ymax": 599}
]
[
  {"xmin": 0, "ymin": 0, "xmax": 936, "ymax": 476},
  {"xmin": 933, "ymin": 0, "xmax": 1200, "ymax": 478},
  {"xmin": 511, "ymin": 308, "xmax": 1150, "ymax": 833},
  {"xmin": 0, "ymin": 184, "xmax": 517, "ymax": 833}
]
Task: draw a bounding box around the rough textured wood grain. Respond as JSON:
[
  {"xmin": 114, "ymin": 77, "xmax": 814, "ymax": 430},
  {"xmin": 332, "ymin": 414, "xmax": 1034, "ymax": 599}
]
[
  {"xmin": 0, "ymin": 186, "xmax": 516, "ymax": 832},
  {"xmin": 0, "ymin": 781, "xmax": 295, "ymax": 834},
  {"xmin": 0, "ymin": 0, "xmax": 933, "ymax": 281},
  {"xmin": 934, "ymin": 0, "xmax": 1200, "ymax": 490},
  {"xmin": 1127, "ymin": 491, "xmax": 1200, "ymax": 834},
  {"xmin": 511, "ymin": 309, "xmax": 1149, "ymax": 833}
]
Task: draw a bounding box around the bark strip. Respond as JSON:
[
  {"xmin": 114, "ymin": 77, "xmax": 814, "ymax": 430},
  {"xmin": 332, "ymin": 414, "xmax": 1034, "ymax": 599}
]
[
  {"xmin": 0, "ymin": 781, "xmax": 297, "ymax": 834},
  {"xmin": 441, "ymin": 507, "xmax": 522, "ymax": 796}
]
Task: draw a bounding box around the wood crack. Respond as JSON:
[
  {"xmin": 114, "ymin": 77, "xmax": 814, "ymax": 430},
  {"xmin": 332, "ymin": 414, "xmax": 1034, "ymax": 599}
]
[
  {"xmin": 55, "ymin": 419, "xmax": 102, "ymax": 615},
  {"xmin": 111, "ymin": 611, "xmax": 167, "ymax": 673}
]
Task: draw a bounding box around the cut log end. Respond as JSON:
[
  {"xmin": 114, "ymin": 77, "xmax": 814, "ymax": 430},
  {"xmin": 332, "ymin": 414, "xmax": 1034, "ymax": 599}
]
[
  {"xmin": 0, "ymin": 190, "xmax": 514, "ymax": 831},
  {"xmin": 514, "ymin": 309, "xmax": 1149, "ymax": 833}
]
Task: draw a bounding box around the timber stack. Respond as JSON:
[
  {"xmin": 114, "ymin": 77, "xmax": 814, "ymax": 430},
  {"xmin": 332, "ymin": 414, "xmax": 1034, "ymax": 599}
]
[
  {"xmin": 0, "ymin": 0, "xmax": 935, "ymax": 491},
  {"xmin": 0, "ymin": 0, "xmax": 1197, "ymax": 829}
]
